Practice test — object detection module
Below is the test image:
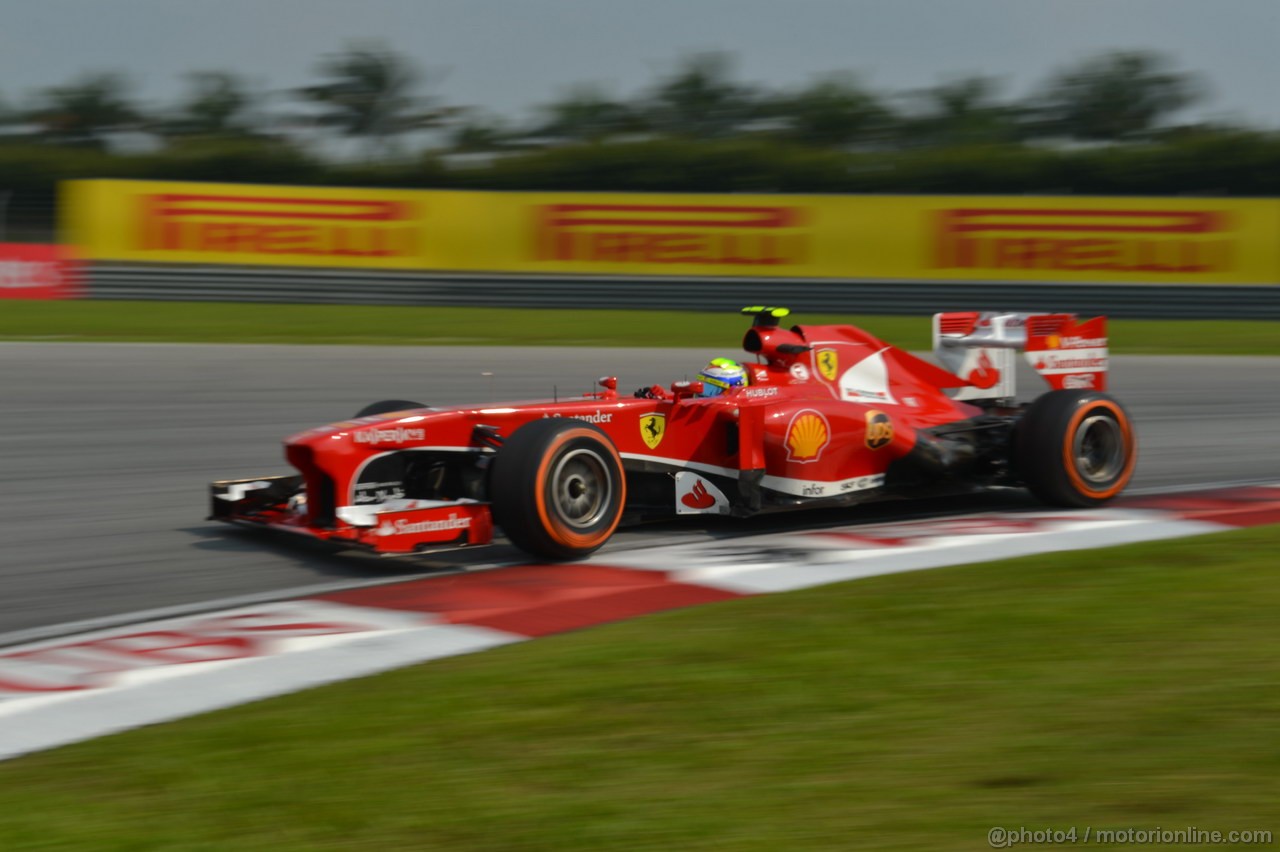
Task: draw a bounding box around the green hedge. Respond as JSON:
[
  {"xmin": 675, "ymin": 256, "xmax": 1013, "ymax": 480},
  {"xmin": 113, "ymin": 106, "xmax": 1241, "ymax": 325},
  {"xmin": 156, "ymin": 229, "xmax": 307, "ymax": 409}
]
[{"xmin": 4, "ymin": 133, "xmax": 1279, "ymax": 236}]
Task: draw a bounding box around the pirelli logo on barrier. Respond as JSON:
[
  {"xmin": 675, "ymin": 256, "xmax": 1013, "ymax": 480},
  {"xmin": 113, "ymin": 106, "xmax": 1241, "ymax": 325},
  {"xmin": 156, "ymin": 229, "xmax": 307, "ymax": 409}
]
[
  {"xmin": 64, "ymin": 181, "xmax": 1280, "ymax": 281},
  {"xmin": 533, "ymin": 203, "xmax": 808, "ymax": 268},
  {"xmin": 933, "ymin": 208, "xmax": 1233, "ymax": 275},
  {"xmin": 136, "ymin": 194, "xmax": 420, "ymax": 260}
]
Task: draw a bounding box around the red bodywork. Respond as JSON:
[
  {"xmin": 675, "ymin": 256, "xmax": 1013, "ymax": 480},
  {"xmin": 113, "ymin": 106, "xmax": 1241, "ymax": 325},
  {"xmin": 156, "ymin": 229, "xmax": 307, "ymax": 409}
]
[{"xmin": 211, "ymin": 318, "xmax": 1017, "ymax": 556}]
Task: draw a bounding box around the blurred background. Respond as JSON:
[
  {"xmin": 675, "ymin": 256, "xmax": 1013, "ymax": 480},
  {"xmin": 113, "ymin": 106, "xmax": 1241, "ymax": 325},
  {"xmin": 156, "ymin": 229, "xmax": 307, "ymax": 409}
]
[{"xmin": 1, "ymin": 0, "xmax": 1277, "ymax": 242}]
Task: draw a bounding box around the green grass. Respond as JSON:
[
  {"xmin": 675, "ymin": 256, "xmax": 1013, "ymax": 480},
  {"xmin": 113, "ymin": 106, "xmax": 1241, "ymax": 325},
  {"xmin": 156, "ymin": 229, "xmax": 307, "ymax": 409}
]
[
  {"xmin": 1, "ymin": 300, "xmax": 1278, "ymax": 354},
  {"xmin": 0, "ymin": 525, "xmax": 1277, "ymax": 851}
]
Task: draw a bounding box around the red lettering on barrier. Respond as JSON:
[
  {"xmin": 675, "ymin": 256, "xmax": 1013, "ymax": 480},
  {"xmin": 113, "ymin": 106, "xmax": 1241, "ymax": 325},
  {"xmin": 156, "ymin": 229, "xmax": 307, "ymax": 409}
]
[
  {"xmin": 0, "ymin": 244, "xmax": 80, "ymax": 300},
  {"xmin": 534, "ymin": 204, "xmax": 808, "ymax": 267},
  {"xmin": 934, "ymin": 208, "xmax": 1234, "ymax": 274},
  {"xmin": 136, "ymin": 194, "xmax": 420, "ymax": 259}
]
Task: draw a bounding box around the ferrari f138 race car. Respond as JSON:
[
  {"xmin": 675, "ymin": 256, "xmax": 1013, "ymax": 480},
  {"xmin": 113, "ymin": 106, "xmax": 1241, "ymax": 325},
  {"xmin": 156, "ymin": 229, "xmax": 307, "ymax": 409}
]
[{"xmin": 211, "ymin": 307, "xmax": 1137, "ymax": 560}]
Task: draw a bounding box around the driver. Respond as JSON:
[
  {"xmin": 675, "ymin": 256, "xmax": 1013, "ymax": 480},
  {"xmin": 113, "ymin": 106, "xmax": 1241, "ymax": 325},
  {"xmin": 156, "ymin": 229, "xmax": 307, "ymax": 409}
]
[
  {"xmin": 697, "ymin": 358, "xmax": 748, "ymax": 397},
  {"xmin": 633, "ymin": 357, "xmax": 749, "ymax": 399}
]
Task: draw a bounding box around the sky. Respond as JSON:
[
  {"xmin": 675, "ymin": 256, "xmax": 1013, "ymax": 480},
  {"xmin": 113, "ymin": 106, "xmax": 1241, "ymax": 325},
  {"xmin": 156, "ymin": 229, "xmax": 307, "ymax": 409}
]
[{"xmin": 2, "ymin": 0, "xmax": 1278, "ymax": 129}]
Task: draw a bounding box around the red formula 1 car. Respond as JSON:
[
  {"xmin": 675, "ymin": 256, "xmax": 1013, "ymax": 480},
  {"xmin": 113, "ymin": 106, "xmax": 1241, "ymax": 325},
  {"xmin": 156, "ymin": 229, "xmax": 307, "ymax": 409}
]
[{"xmin": 211, "ymin": 307, "xmax": 1137, "ymax": 560}]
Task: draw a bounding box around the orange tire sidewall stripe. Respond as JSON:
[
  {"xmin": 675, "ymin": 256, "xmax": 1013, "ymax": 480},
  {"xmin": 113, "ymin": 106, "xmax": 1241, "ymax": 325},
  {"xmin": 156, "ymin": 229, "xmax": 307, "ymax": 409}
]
[
  {"xmin": 1061, "ymin": 400, "xmax": 1137, "ymax": 500},
  {"xmin": 532, "ymin": 427, "xmax": 626, "ymax": 550}
]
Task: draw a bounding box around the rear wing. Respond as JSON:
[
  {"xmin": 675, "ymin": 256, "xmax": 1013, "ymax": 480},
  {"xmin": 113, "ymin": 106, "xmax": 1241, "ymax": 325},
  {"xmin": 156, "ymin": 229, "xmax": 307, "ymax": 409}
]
[{"xmin": 932, "ymin": 311, "xmax": 1109, "ymax": 401}]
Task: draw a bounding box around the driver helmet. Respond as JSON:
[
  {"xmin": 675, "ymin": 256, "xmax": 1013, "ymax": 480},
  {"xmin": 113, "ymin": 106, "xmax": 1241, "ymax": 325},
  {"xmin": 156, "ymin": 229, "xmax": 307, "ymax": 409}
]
[{"xmin": 698, "ymin": 358, "xmax": 748, "ymax": 397}]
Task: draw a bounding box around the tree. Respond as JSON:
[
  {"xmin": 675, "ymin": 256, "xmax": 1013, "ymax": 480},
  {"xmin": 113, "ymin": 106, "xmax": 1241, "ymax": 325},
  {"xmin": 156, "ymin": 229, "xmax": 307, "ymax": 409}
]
[
  {"xmin": 447, "ymin": 113, "xmax": 513, "ymax": 152},
  {"xmin": 534, "ymin": 85, "xmax": 643, "ymax": 143},
  {"xmin": 897, "ymin": 75, "xmax": 1025, "ymax": 147},
  {"xmin": 158, "ymin": 71, "xmax": 262, "ymax": 139},
  {"xmin": 296, "ymin": 42, "xmax": 455, "ymax": 159},
  {"xmin": 26, "ymin": 72, "xmax": 141, "ymax": 148},
  {"xmin": 771, "ymin": 74, "xmax": 893, "ymax": 148},
  {"xmin": 1028, "ymin": 50, "xmax": 1201, "ymax": 141},
  {"xmin": 0, "ymin": 91, "xmax": 23, "ymax": 145},
  {"xmin": 643, "ymin": 52, "xmax": 762, "ymax": 139}
]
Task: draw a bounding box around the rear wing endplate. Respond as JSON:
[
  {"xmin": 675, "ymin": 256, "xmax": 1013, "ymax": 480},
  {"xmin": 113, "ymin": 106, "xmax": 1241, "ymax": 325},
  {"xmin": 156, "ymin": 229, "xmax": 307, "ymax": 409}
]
[{"xmin": 932, "ymin": 311, "xmax": 1109, "ymax": 401}]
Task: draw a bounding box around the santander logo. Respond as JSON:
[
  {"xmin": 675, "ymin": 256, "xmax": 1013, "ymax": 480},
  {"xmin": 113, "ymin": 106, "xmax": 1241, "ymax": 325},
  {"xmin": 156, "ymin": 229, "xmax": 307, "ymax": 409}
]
[
  {"xmin": 681, "ymin": 479, "xmax": 717, "ymax": 510},
  {"xmin": 966, "ymin": 350, "xmax": 1001, "ymax": 390},
  {"xmin": 674, "ymin": 472, "xmax": 729, "ymax": 515}
]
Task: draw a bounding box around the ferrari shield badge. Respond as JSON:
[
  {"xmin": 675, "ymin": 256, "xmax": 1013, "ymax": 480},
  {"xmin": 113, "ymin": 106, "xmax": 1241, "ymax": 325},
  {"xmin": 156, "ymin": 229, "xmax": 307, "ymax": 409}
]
[
  {"xmin": 816, "ymin": 348, "xmax": 839, "ymax": 382},
  {"xmin": 640, "ymin": 413, "xmax": 666, "ymax": 449}
]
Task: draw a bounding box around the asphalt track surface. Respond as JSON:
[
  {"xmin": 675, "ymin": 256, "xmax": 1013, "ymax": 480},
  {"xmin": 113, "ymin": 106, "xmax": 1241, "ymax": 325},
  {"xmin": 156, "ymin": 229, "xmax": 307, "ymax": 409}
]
[{"xmin": 3, "ymin": 342, "xmax": 1279, "ymax": 637}]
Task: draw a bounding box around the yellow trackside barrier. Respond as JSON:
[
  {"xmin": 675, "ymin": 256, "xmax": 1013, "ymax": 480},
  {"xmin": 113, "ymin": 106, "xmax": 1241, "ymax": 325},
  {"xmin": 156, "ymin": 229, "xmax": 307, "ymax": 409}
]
[
  {"xmin": 61, "ymin": 180, "xmax": 477, "ymax": 271},
  {"xmin": 62, "ymin": 180, "xmax": 1280, "ymax": 284}
]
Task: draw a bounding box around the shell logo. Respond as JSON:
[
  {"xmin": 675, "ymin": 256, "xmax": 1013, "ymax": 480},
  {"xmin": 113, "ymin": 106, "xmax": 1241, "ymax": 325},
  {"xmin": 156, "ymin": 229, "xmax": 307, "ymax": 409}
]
[{"xmin": 785, "ymin": 410, "xmax": 831, "ymax": 463}]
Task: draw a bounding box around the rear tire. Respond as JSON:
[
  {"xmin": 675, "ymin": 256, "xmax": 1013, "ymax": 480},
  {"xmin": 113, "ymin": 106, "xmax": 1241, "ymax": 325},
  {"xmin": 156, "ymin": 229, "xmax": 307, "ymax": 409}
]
[
  {"xmin": 354, "ymin": 400, "xmax": 427, "ymax": 418},
  {"xmin": 1014, "ymin": 390, "xmax": 1137, "ymax": 507},
  {"xmin": 490, "ymin": 419, "xmax": 626, "ymax": 560}
]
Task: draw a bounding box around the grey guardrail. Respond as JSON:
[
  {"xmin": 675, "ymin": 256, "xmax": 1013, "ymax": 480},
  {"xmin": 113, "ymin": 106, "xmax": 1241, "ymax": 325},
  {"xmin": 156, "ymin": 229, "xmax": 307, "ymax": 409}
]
[{"xmin": 85, "ymin": 263, "xmax": 1280, "ymax": 319}]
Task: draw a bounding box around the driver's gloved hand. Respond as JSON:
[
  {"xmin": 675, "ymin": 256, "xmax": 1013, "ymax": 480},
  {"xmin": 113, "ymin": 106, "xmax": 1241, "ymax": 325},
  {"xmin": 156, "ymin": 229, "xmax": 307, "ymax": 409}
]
[{"xmin": 633, "ymin": 386, "xmax": 657, "ymax": 399}]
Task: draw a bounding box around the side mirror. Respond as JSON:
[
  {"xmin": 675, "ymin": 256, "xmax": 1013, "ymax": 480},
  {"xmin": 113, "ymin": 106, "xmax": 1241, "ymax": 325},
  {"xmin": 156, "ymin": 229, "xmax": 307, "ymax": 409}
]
[{"xmin": 670, "ymin": 380, "xmax": 704, "ymax": 400}]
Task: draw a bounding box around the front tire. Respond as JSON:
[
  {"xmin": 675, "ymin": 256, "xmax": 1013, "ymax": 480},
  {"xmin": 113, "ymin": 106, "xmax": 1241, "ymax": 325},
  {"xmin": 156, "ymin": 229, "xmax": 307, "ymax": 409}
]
[
  {"xmin": 490, "ymin": 419, "xmax": 626, "ymax": 560},
  {"xmin": 1014, "ymin": 390, "xmax": 1137, "ymax": 507}
]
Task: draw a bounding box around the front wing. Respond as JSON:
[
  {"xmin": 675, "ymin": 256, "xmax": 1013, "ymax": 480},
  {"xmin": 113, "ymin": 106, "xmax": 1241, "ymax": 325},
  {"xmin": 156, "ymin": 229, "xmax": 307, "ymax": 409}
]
[{"xmin": 209, "ymin": 475, "xmax": 494, "ymax": 555}]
